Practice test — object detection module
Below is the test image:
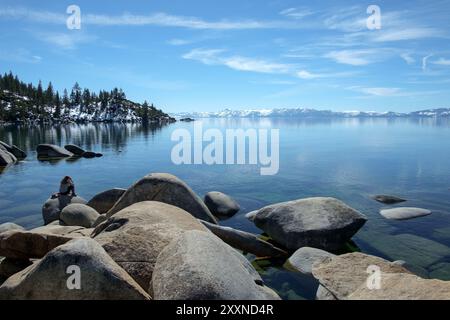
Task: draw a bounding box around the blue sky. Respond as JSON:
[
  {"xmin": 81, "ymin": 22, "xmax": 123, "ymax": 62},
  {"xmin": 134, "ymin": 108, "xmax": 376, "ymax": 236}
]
[{"xmin": 0, "ymin": 0, "xmax": 449, "ymax": 113}]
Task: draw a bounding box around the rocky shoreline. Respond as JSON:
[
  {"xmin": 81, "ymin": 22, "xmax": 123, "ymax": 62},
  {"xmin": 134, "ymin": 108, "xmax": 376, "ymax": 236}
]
[{"xmin": 0, "ymin": 172, "xmax": 449, "ymax": 300}]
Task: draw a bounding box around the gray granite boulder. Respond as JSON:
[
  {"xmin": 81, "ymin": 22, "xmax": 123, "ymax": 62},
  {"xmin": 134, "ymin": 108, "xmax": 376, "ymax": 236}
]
[
  {"xmin": 87, "ymin": 188, "xmax": 126, "ymax": 214},
  {"xmin": 151, "ymin": 230, "xmax": 281, "ymax": 300},
  {"xmin": 380, "ymin": 207, "xmax": 432, "ymax": 220},
  {"xmin": 252, "ymin": 197, "xmax": 368, "ymax": 251},
  {"xmin": 204, "ymin": 191, "xmax": 240, "ymax": 219},
  {"xmin": 93, "ymin": 201, "xmax": 209, "ymax": 292},
  {"xmin": 64, "ymin": 144, "xmax": 85, "ymax": 156},
  {"xmin": 0, "ymin": 223, "xmax": 25, "ymax": 234},
  {"xmin": 0, "ymin": 147, "xmax": 16, "ymax": 166},
  {"xmin": 10, "ymin": 145, "xmax": 27, "ymax": 159},
  {"xmin": 106, "ymin": 173, "xmax": 217, "ymax": 224},
  {"xmin": 0, "ymin": 238, "xmax": 151, "ymax": 300},
  {"xmin": 60, "ymin": 204, "xmax": 100, "ymax": 228},
  {"xmin": 42, "ymin": 195, "xmax": 87, "ymax": 225},
  {"xmin": 0, "ymin": 258, "xmax": 32, "ymax": 279},
  {"xmin": 372, "ymin": 195, "xmax": 406, "ymax": 204},
  {"xmin": 200, "ymin": 220, "xmax": 288, "ymax": 258},
  {"xmin": 36, "ymin": 144, "xmax": 73, "ymax": 158}
]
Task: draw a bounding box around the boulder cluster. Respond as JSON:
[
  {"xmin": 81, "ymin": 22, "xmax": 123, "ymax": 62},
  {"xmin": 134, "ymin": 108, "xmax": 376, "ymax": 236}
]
[{"xmin": 1, "ymin": 172, "xmax": 449, "ymax": 300}]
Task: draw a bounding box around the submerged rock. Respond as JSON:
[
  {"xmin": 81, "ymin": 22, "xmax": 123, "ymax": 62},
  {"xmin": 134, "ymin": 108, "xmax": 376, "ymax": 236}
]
[
  {"xmin": 286, "ymin": 247, "xmax": 336, "ymax": 276},
  {"xmin": 82, "ymin": 151, "xmax": 96, "ymax": 158},
  {"xmin": 380, "ymin": 207, "xmax": 431, "ymax": 220},
  {"xmin": 64, "ymin": 144, "xmax": 85, "ymax": 156},
  {"xmin": 312, "ymin": 252, "xmax": 411, "ymax": 300},
  {"xmin": 36, "ymin": 144, "xmax": 73, "ymax": 158},
  {"xmin": 42, "ymin": 195, "xmax": 87, "ymax": 225},
  {"xmin": 106, "ymin": 173, "xmax": 217, "ymax": 224},
  {"xmin": 204, "ymin": 191, "xmax": 240, "ymax": 219},
  {"xmin": 60, "ymin": 204, "xmax": 100, "ymax": 228},
  {"xmin": 0, "ymin": 238, "xmax": 151, "ymax": 300},
  {"xmin": 200, "ymin": 220, "xmax": 288, "ymax": 258},
  {"xmin": 152, "ymin": 230, "xmax": 281, "ymax": 300},
  {"xmin": 87, "ymin": 188, "xmax": 126, "ymax": 214},
  {"xmin": 0, "ymin": 223, "xmax": 25, "ymax": 234},
  {"xmin": 372, "ymin": 195, "xmax": 406, "ymax": 204},
  {"xmin": 252, "ymin": 197, "xmax": 368, "ymax": 251},
  {"xmin": 349, "ymin": 272, "xmax": 450, "ymax": 300},
  {"xmin": 93, "ymin": 201, "xmax": 208, "ymax": 292}
]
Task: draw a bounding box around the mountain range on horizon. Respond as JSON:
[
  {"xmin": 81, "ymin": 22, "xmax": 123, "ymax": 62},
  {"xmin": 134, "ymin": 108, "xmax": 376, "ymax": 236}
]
[{"xmin": 172, "ymin": 107, "xmax": 450, "ymax": 119}]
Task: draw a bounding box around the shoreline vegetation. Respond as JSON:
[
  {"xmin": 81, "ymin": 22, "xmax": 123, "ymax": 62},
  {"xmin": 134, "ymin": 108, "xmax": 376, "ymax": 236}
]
[
  {"xmin": 0, "ymin": 72, "xmax": 175, "ymax": 125},
  {"xmin": 0, "ymin": 171, "xmax": 449, "ymax": 300}
]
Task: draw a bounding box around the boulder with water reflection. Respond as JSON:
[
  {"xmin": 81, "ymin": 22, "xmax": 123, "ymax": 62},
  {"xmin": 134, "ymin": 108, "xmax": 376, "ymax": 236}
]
[
  {"xmin": 252, "ymin": 197, "xmax": 368, "ymax": 251},
  {"xmin": 106, "ymin": 173, "xmax": 218, "ymax": 224},
  {"xmin": 0, "ymin": 146, "xmax": 17, "ymax": 166},
  {"xmin": 42, "ymin": 195, "xmax": 87, "ymax": 225},
  {"xmin": 36, "ymin": 144, "xmax": 73, "ymax": 158},
  {"xmin": 82, "ymin": 151, "xmax": 96, "ymax": 158},
  {"xmin": 64, "ymin": 144, "xmax": 85, "ymax": 156}
]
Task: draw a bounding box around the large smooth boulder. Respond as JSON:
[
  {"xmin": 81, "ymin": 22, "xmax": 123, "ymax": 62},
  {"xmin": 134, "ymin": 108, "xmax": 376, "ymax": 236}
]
[
  {"xmin": 380, "ymin": 207, "xmax": 431, "ymax": 220},
  {"xmin": 204, "ymin": 191, "xmax": 240, "ymax": 219},
  {"xmin": 0, "ymin": 238, "xmax": 151, "ymax": 300},
  {"xmin": 0, "ymin": 141, "xmax": 11, "ymax": 152},
  {"xmin": 0, "ymin": 230, "xmax": 75, "ymax": 259},
  {"xmin": 36, "ymin": 144, "xmax": 73, "ymax": 158},
  {"xmin": 87, "ymin": 188, "xmax": 126, "ymax": 214},
  {"xmin": 252, "ymin": 197, "xmax": 368, "ymax": 251},
  {"xmin": 349, "ymin": 272, "xmax": 450, "ymax": 300},
  {"xmin": 64, "ymin": 144, "xmax": 85, "ymax": 156},
  {"xmin": 42, "ymin": 195, "xmax": 87, "ymax": 225},
  {"xmin": 286, "ymin": 247, "xmax": 336, "ymax": 276},
  {"xmin": 60, "ymin": 204, "xmax": 100, "ymax": 228},
  {"xmin": 0, "ymin": 147, "xmax": 16, "ymax": 166},
  {"xmin": 152, "ymin": 230, "xmax": 281, "ymax": 300},
  {"xmin": 372, "ymin": 195, "xmax": 406, "ymax": 204},
  {"xmin": 200, "ymin": 220, "xmax": 287, "ymax": 258},
  {"xmin": 0, "ymin": 223, "xmax": 25, "ymax": 234},
  {"xmin": 106, "ymin": 173, "xmax": 217, "ymax": 224},
  {"xmin": 312, "ymin": 252, "xmax": 411, "ymax": 300},
  {"xmin": 92, "ymin": 201, "xmax": 209, "ymax": 292}
]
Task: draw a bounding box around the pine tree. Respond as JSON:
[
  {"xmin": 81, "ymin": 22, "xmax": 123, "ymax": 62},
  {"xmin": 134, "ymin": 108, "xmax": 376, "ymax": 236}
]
[
  {"xmin": 54, "ymin": 91, "xmax": 61, "ymax": 118},
  {"xmin": 45, "ymin": 82, "xmax": 54, "ymax": 105},
  {"xmin": 70, "ymin": 82, "xmax": 82, "ymax": 106}
]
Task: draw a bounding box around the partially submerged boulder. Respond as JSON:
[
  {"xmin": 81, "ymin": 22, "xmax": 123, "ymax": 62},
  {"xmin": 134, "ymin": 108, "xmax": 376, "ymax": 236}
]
[
  {"xmin": 252, "ymin": 197, "xmax": 368, "ymax": 251},
  {"xmin": 42, "ymin": 195, "xmax": 87, "ymax": 225},
  {"xmin": 0, "ymin": 230, "xmax": 75, "ymax": 259},
  {"xmin": 64, "ymin": 144, "xmax": 85, "ymax": 156},
  {"xmin": 93, "ymin": 201, "xmax": 209, "ymax": 292},
  {"xmin": 87, "ymin": 188, "xmax": 126, "ymax": 214},
  {"xmin": 60, "ymin": 204, "xmax": 100, "ymax": 228},
  {"xmin": 200, "ymin": 220, "xmax": 287, "ymax": 258},
  {"xmin": 152, "ymin": 230, "xmax": 281, "ymax": 300},
  {"xmin": 204, "ymin": 191, "xmax": 240, "ymax": 219},
  {"xmin": 0, "ymin": 147, "xmax": 16, "ymax": 166},
  {"xmin": 36, "ymin": 144, "xmax": 73, "ymax": 158},
  {"xmin": 372, "ymin": 195, "xmax": 406, "ymax": 204},
  {"xmin": 0, "ymin": 238, "xmax": 151, "ymax": 300},
  {"xmin": 380, "ymin": 207, "xmax": 431, "ymax": 220},
  {"xmin": 286, "ymin": 247, "xmax": 335, "ymax": 276},
  {"xmin": 106, "ymin": 173, "xmax": 217, "ymax": 224},
  {"xmin": 82, "ymin": 151, "xmax": 96, "ymax": 159},
  {"xmin": 312, "ymin": 252, "xmax": 411, "ymax": 300}
]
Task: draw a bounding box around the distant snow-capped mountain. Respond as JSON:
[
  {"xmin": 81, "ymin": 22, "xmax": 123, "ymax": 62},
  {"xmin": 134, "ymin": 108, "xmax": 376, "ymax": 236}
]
[{"xmin": 171, "ymin": 108, "xmax": 450, "ymax": 119}]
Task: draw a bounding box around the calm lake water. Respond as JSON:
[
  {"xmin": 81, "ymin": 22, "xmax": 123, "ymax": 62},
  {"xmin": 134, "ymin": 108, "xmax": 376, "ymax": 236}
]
[{"xmin": 1, "ymin": 118, "xmax": 450, "ymax": 299}]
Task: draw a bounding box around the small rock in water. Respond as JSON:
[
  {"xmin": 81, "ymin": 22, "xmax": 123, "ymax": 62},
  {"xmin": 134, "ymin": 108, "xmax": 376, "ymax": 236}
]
[
  {"xmin": 373, "ymin": 195, "xmax": 406, "ymax": 204},
  {"xmin": 64, "ymin": 144, "xmax": 85, "ymax": 156},
  {"xmin": 286, "ymin": 247, "xmax": 336, "ymax": 276},
  {"xmin": 380, "ymin": 207, "xmax": 431, "ymax": 220},
  {"xmin": 95, "ymin": 153, "xmax": 103, "ymax": 158},
  {"xmin": 204, "ymin": 191, "xmax": 240, "ymax": 219},
  {"xmin": 82, "ymin": 151, "xmax": 97, "ymax": 158}
]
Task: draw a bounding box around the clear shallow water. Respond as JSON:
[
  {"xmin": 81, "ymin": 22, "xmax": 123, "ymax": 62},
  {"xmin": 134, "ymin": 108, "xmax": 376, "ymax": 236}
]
[{"xmin": 1, "ymin": 118, "xmax": 450, "ymax": 299}]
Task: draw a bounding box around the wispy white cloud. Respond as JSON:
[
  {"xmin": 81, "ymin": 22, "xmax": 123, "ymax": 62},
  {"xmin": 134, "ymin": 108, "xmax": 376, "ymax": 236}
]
[
  {"xmin": 373, "ymin": 28, "xmax": 443, "ymax": 42},
  {"xmin": 0, "ymin": 48, "xmax": 42, "ymax": 63},
  {"xmin": 182, "ymin": 49, "xmax": 293, "ymax": 74},
  {"xmin": 431, "ymin": 57, "xmax": 450, "ymax": 66},
  {"xmin": 324, "ymin": 49, "xmax": 385, "ymax": 66},
  {"xmin": 422, "ymin": 54, "xmax": 433, "ymax": 71},
  {"xmin": 357, "ymin": 87, "xmax": 401, "ymax": 96},
  {"xmin": 35, "ymin": 32, "xmax": 96, "ymax": 49},
  {"xmin": 167, "ymin": 38, "xmax": 192, "ymax": 46},
  {"xmin": 400, "ymin": 53, "xmax": 415, "ymax": 65},
  {"xmin": 279, "ymin": 8, "xmax": 314, "ymax": 20}
]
